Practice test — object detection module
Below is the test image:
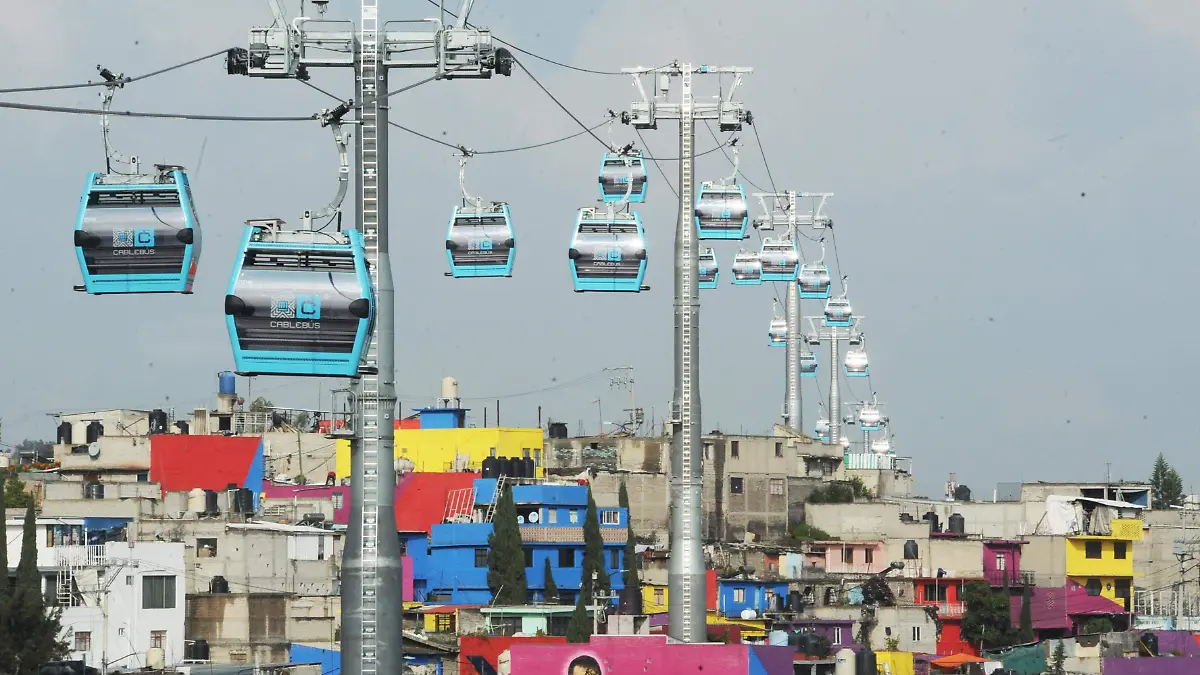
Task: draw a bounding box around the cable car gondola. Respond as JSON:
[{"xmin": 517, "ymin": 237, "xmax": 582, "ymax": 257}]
[
  {"xmin": 224, "ymin": 219, "xmax": 374, "ymax": 378},
  {"xmin": 858, "ymin": 404, "xmax": 883, "ymax": 432},
  {"xmin": 74, "ymin": 166, "xmax": 202, "ymax": 294},
  {"xmin": 598, "ymin": 152, "xmax": 648, "ymax": 204},
  {"xmin": 445, "ymin": 153, "xmax": 515, "ymax": 278},
  {"xmin": 731, "ymin": 250, "xmax": 763, "ymax": 285},
  {"xmin": 814, "ymin": 417, "xmax": 830, "ymax": 442},
  {"xmin": 871, "ymin": 437, "xmax": 892, "ymax": 454},
  {"xmin": 798, "ymin": 240, "xmax": 831, "ymax": 299},
  {"xmin": 768, "ymin": 316, "xmax": 787, "ymax": 348},
  {"xmin": 844, "ymin": 346, "xmax": 869, "ymax": 377},
  {"xmin": 568, "ymin": 209, "xmax": 647, "ymax": 293},
  {"xmin": 695, "ymin": 144, "xmax": 749, "ymax": 239},
  {"xmin": 800, "ymin": 350, "xmax": 818, "ymax": 376},
  {"xmin": 759, "ymin": 237, "xmax": 799, "ymax": 282},
  {"xmin": 698, "ymin": 247, "xmax": 719, "ymax": 290}
]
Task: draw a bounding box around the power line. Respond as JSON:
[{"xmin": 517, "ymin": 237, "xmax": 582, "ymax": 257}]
[
  {"xmin": 634, "ymin": 127, "xmax": 678, "ymax": 199},
  {"xmin": 703, "ymin": 119, "xmax": 767, "ymax": 192},
  {"xmin": 0, "ymin": 99, "xmax": 318, "ymax": 122},
  {"xmin": 0, "ymin": 48, "xmax": 231, "ymax": 94},
  {"xmin": 398, "ymin": 369, "xmax": 610, "ymax": 402}
]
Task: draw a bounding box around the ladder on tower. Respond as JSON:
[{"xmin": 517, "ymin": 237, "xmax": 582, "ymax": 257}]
[
  {"xmin": 358, "ymin": 1, "xmax": 381, "ymax": 674},
  {"xmin": 483, "ymin": 475, "xmax": 508, "ymax": 523},
  {"xmin": 677, "ymin": 64, "xmax": 696, "ymax": 638}
]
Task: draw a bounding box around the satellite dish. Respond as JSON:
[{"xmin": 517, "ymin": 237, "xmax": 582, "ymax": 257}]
[
  {"xmin": 740, "ymin": 608, "xmax": 757, "ymax": 620},
  {"xmin": 527, "ymin": 511, "xmax": 540, "ymax": 523},
  {"xmin": 87, "ymin": 442, "xmax": 100, "ymax": 459},
  {"xmin": 516, "ymin": 515, "xmax": 525, "ymax": 524}
]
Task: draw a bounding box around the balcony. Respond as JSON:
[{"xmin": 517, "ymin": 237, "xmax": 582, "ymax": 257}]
[
  {"xmin": 917, "ymin": 601, "xmax": 966, "ymax": 618},
  {"xmin": 984, "ymin": 569, "xmax": 1035, "ymax": 587},
  {"xmin": 54, "ymin": 545, "xmax": 108, "ymax": 568}
]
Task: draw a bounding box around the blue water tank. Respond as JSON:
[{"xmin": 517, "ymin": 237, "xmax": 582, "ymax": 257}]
[{"xmin": 218, "ymin": 371, "xmax": 237, "ymax": 395}]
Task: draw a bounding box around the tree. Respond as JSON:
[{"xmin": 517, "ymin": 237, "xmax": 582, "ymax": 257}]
[
  {"xmin": 0, "ymin": 494, "xmax": 10, "ymax": 669},
  {"xmin": 960, "ymin": 581, "xmax": 1014, "ymax": 649},
  {"xmin": 248, "ymin": 396, "xmax": 274, "ymax": 413},
  {"xmin": 1151, "ymin": 453, "xmax": 1185, "ymax": 509},
  {"xmin": 618, "ymin": 482, "xmax": 640, "ymax": 591},
  {"xmin": 4, "ymin": 475, "xmax": 32, "ymax": 509},
  {"xmin": 565, "ymin": 593, "xmax": 592, "ymax": 643},
  {"xmin": 580, "ymin": 486, "xmax": 609, "ymax": 603},
  {"xmin": 542, "ymin": 558, "xmax": 559, "ymax": 604},
  {"xmin": 953, "ymin": 484, "xmax": 972, "ymax": 502},
  {"xmin": 11, "ymin": 503, "xmax": 67, "ymax": 674},
  {"xmin": 1015, "ymin": 584, "xmax": 1034, "ymax": 643},
  {"xmin": 1049, "ymin": 641, "xmax": 1066, "ymax": 675},
  {"xmin": 486, "ymin": 485, "xmax": 527, "ymax": 604},
  {"xmin": 294, "ymin": 411, "xmax": 312, "ymax": 431},
  {"xmin": 13, "ymin": 440, "xmax": 52, "ymax": 464}
]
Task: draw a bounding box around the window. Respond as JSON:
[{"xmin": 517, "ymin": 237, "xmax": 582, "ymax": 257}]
[
  {"xmin": 601, "ymin": 510, "xmax": 620, "ymax": 525},
  {"xmin": 769, "ymin": 478, "xmax": 784, "ymax": 496},
  {"xmin": 1086, "ymin": 578, "xmax": 1102, "ymax": 596},
  {"xmin": 1085, "ymin": 541, "xmax": 1102, "ymax": 559},
  {"xmin": 864, "ymin": 548, "xmax": 874, "ymax": 564},
  {"xmin": 654, "ymin": 588, "xmax": 664, "ymax": 605},
  {"xmin": 534, "ymin": 448, "xmax": 542, "ymax": 465},
  {"xmin": 74, "ymin": 632, "xmax": 91, "ymax": 652},
  {"xmin": 524, "ymin": 548, "xmax": 533, "ymax": 568},
  {"xmin": 559, "ymin": 549, "xmax": 575, "ymax": 567},
  {"xmin": 332, "ymin": 492, "xmax": 344, "ymax": 510},
  {"xmin": 731, "ymin": 440, "xmax": 740, "ymax": 458},
  {"xmin": 435, "ymin": 613, "xmax": 455, "ymax": 632},
  {"xmin": 474, "ymin": 548, "xmax": 489, "ymax": 568},
  {"xmin": 842, "ymin": 547, "xmax": 854, "ymax": 564},
  {"xmin": 911, "ymin": 626, "xmax": 921, "ymax": 642},
  {"xmin": 775, "ymin": 442, "xmax": 783, "ymax": 457},
  {"xmin": 142, "ymin": 576, "xmax": 176, "ymax": 610},
  {"xmin": 1114, "ymin": 542, "xmax": 1127, "ymax": 559},
  {"xmin": 150, "ymin": 631, "xmax": 166, "ymax": 650},
  {"xmin": 730, "ymin": 477, "xmax": 744, "ymax": 494},
  {"xmin": 136, "ymin": 472, "xmax": 149, "ymax": 483},
  {"xmin": 522, "ymin": 448, "xmax": 530, "ymax": 459},
  {"xmin": 126, "ymin": 575, "xmax": 133, "ymax": 586},
  {"xmin": 832, "ymin": 627, "xmax": 842, "ymax": 645},
  {"xmin": 610, "ymin": 549, "xmax": 621, "ymax": 569},
  {"xmin": 547, "ymin": 509, "xmax": 557, "ymax": 524},
  {"xmin": 569, "ymin": 510, "xmax": 579, "ymax": 524},
  {"xmin": 996, "ymin": 553, "xmax": 1007, "ymax": 570},
  {"xmin": 196, "ymin": 538, "xmax": 218, "ymax": 558},
  {"xmin": 733, "ymin": 588, "xmax": 745, "ymax": 602},
  {"xmin": 489, "ymin": 447, "xmax": 496, "ymax": 457},
  {"xmin": 703, "ymin": 443, "xmax": 712, "ymax": 460}
]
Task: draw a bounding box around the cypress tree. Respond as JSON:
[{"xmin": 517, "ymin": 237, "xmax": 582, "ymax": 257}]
[
  {"xmin": 580, "ymin": 486, "xmax": 609, "ymax": 603},
  {"xmin": 565, "ymin": 592, "xmax": 592, "ymax": 643},
  {"xmin": 12, "ymin": 503, "xmax": 66, "ymax": 675},
  {"xmin": 0, "ymin": 496, "xmax": 11, "ymax": 667},
  {"xmin": 1016, "ymin": 584, "xmax": 1035, "ymax": 643},
  {"xmin": 618, "ymin": 481, "xmax": 641, "ymax": 591},
  {"xmin": 487, "ymin": 484, "xmax": 528, "ymax": 604},
  {"xmin": 542, "ymin": 557, "xmax": 559, "ymax": 604}
]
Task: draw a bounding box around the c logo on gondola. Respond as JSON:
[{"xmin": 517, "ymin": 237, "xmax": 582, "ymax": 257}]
[
  {"xmin": 270, "ymin": 295, "xmax": 322, "ymax": 327},
  {"xmin": 112, "ymin": 228, "xmax": 156, "ymax": 254}
]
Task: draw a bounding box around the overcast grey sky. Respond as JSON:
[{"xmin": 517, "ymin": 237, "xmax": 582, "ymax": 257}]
[{"xmin": 1, "ymin": 1, "xmax": 1196, "ymax": 496}]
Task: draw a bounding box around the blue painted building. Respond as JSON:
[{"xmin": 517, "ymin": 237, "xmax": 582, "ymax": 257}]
[
  {"xmin": 717, "ymin": 578, "xmax": 789, "ymax": 618},
  {"xmin": 411, "ymin": 479, "xmax": 628, "ymax": 604}
]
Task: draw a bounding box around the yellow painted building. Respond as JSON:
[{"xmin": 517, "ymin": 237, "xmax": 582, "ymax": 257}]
[
  {"xmin": 1065, "ymin": 518, "xmax": 1142, "ymax": 609},
  {"xmin": 334, "ymin": 427, "xmax": 544, "ymax": 478},
  {"xmin": 642, "ymin": 583, "xmax": 669, "ymax": 614}
]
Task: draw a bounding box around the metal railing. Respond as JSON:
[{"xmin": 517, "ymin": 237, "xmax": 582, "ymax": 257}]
[
  {"xmin": 984, "ymin": 569, "xmax": 1035, "ymax": 587},
  {"xmin": 54, "ymin": 544, "xmax": 108, "ymax": 568}
]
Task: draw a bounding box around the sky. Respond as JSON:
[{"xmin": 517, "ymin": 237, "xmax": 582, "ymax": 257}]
[{"xmin": 1, "ymin": 0, "xmax": 1197, "ymax": 497}]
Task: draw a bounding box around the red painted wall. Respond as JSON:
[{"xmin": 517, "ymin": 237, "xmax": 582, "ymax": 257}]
[
  {"xmin": 936, "ymin": 621, "xmax": 976, "ymax": 657},
  {"xmin": 459, "ymin": 635, "xmax": 566, "ymax": 675},
  {"xmin": 150, "ymin": 435, "xmax": 261, "ymax": 494}
]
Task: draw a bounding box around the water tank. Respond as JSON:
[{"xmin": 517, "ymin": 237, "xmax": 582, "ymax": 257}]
[
  {"xmin": 210, "ymin": 576, "xmax": 230, "ymax": 594},
  {"xmin": 508, "ymin": 457, "xmax": 523, "ymax": 478},
  {"xmin": 235, "ymin": 487, "xmax": 255, "ymax": 514},
  {"xmin": 1140, "ymin": 632, "xmax": 1159, "ymax": 656},
  {"xmin": 56, "ymin": 421, "xmax": 73, "ymax": 445},
  {"xmin": 174, "ymin": 420, "xmax": 190, "ymax": 435},
  {"xmin": 149, "ymin": 409, "xmax": 169, "ymax": 435},
  {"xmin": 903, "ymin": 540, "xmax": 919, "ymax": 560},
  {"xmin": 923, "ymin": 510, "xmax": 940, "ymax": 533},
  {"xmin": 193, "ymin": 639, "xmax": 210, "ymax": 661},
  {"xmin": 204, "ymin": 489, "xmax": 220, "ymax": 515},
  {"xmin": 523, "ymin": 457, "xmax": 536, "ymax": 478},
  {"xmin": 548, "ymin": 422, "xmax": 568, "ymax": 439},
  {"xmin": 481, "ymin": 457, "xmax": 500, "ymax": 479},
  {"xmin": 218, "ymin": 371, "xmax": 237, "ymax": 395},
  {"xmin": 948, "ymin": 513, "xmax": 966, "ymax": 535},
  {"xmin": 85, "ymin": 420, "xmax": 104, "ymax": 443},
  {"xmin": 855, "ymin": 647, "xmax": 876, "ymax": 675},
  {"xmin": 788, "ymin": 590, "xmax": 803, "ymax": 612},
  {"xmin": 441, "ymin": 376, "xmax": 459, "ymax": 401},
  {"xmin": 768, "ymin": 630, "xmax": 788, "ymax": 646},
  {"xmin": 84, "ymin": 482, "xmax": 104, "ymax": 500},
  {"xmin": 187, "ymin": 488, "xmax": 206, "ymax": 515},
  {"xmin": 834, "ymin": 648, "xmax": 856, "ymax": 675},
  {"xmin": 145, "ymin": 648, "xmax": 165, "ymax": 671}
]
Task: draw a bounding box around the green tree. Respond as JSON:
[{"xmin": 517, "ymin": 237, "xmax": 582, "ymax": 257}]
[
  {"xmin": 1015, "ymin": 584, "xmax": 1034, "ymax": 643},
  {"xmin": 11, "ymin": 503, "xmax": 67, "ymax": 674},
  {"xmin": 580, "ymin": 486, "xmax": 609, "ymax": 603},
  {"xmin": 0, "ymin": 494, "xmax": 10, "ymax": 669},
  {"xmin": 565, "ymin": 592, "xmax": 592, "ymax": 643},
  {"xmin": 618, "ymin": 482, "xmax": 640, "ymax": 591},
  {"xmin": 542, "ymin": 557, "xmax": 559, "ymax": 604},
  {"xmin": 486, "ymin": 485, "xmax": 527, "ymax": 604},
  {"xmin": 4, "ymin": 475, "xmax": 32, "ymax": 509},
  {"xmin": 1049, "ymin": 641, "xmax": 1066, "ymax": 675},
  {"xmin": 1151, "ymin": 453, "xmax": 1185, "ymax": 509},
  {"xmin": 960, "ymin": 581, "xmax": 1014, "ymax": 649},
  {"xmin": 248, "ymin": 396, "xmax": 274, "ymax": 413}
]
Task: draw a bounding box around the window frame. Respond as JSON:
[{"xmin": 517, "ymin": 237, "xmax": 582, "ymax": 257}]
[
  {"xmin": 1113, "ymin": 541, "xmax": 1127, "ymax": 559},
  {"xmin": 1085, "ymin": 541, "xmax": 1102, "ymax": 559},
  {"xmin": 730, "ymin": 477, "xmax": 744, "ymax": 494},
  {"xmin": 474, "ymin": 548, "xmax": 489, "ymax": 568},
  {"xmin": 769, "ymin": 478, "xmax": 785, "ymax": 496},
  {"xmin": 142, "ymin": 575, "xmax": 177, "ymax": 610}
]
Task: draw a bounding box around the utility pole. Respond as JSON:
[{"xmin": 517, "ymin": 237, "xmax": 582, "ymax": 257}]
[
  {"xmin": 227, "ymin": 4, "xmax": 512, "ymax": 675},
  {"xmin": 751, "ymin": 191, "xmax": 832, "ymax": 431},
  {"xmin": 623, "ymin": 62, "xmax": 752, "ymax": 643},
  {"xmin": 804, "ymin": 315, "xmax": 863, "ymax": 446},
  {"xmin": 605, "ymin": 366, "xmax": 641, "ymax": 434}
]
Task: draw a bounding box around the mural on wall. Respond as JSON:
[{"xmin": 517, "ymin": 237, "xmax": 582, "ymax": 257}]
[{"xmin": 567, "ymin": 654, "xmax": 603, "ymax": 675}]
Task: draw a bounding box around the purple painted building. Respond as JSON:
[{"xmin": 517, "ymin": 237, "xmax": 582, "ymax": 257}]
[
  {"xmin": 783, "ymin": 619, "xmax": 856, "ymax": 649},
  {"xmin": 508, "ymin": 635, "xmax": 795, "ymax": 675},
  {"xmin": 1102, "ymin": 657, "xmax": 1200, "ymax": 675},
  {"xmin": 1011, "ymin": 586, "xmax": 1128, "ymax": 632},
  {"xmin": 983, "ymin": 539, "xmax": 1032, "ymax": 588}
]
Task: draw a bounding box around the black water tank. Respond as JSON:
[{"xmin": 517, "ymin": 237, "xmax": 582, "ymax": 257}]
[
  {"xmin": 1140, "ymin": 632, "xmax": 1159, "ymax": 656},
  {"xmin": 193, "ymin": 639, "xmax": 209, "ymax": 661},
  {"xmin": 235, "ymin": 487, "xmax": 255, "ymax": 513},
  {"xmin": 84, "ymin": 482, "xmax": 104, "ymax": 500},
  {"xmin": 523, "ymin": 457, "xmax": 536, "ymax": 478},
  {"xmin": 948, "ymin": 513, "xmax": 966, "ymax": 535},
  {"xmin": 481, "ymin": 457, "xmax": 500, "ymax": 478},
  {"xmin": 174, "ymin": 420, "xmax": 190, "ymax": 435},
  {"xmin": 899, "ymin": 512, "xmax": 914, "ymax": 523},
  {"xmin": 210, "ymin": 576, "xmax": 229, "ymax": 594},
  {"xmin": 904, "ymin": 540, "xmax": 919, "ymax": 560},
  {"xmin": 85, "ymin": 421, "xmax": 104, "ymax": 443},
  {"xmin": 856, "ymin": 647, "xmax": 876, "ymax": 675},
  {"xmin": 204, "ymin": 489, "xmax": 219, "ymax": 515},
  {"xmin": 788, "ymin": 590, "xmax": 803, "ymax": 612},
  {"xmin": 924, "ymin": 510, "xmax": 940, "ymax": 533},
  {"xmin": 57, "ymin": 422, "xmax": 73, "ymax": 445},
  {"xmin": 617, "ymin": 588, "xmax": 642, "ymax": 614},
  {"xmin": 507, "ymin": 457, "xmax": 522, "ymax": 478},
  {"xmin": 149, "ymin": 409, "xmax": 169, "ymax": 435},
  {"xmin": 548, "ymin": 422, "xmax": 568, "ymax": 439},
  {"xmin": 271, "ymin": 411, "xmax": 283, "ymax": 429}
]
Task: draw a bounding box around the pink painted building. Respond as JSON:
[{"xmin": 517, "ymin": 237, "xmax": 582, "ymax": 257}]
[
  {"xmin": 809, "ymin": 540, "xmax": 887, "ymax": 575},
  {"xmin": 507, "ymin": 635, "xmax": 795, "ymax": 675}
]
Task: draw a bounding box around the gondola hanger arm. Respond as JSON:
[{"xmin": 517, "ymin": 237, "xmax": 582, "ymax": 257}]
[{"xmin": 302, "ymin": 102, "xmax": 353, "ymax": 229}]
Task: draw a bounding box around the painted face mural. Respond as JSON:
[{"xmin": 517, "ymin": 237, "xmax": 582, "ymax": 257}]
[{"xmin": 567, "ymin": 655, "xmax": 602, "ymax": 675}]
